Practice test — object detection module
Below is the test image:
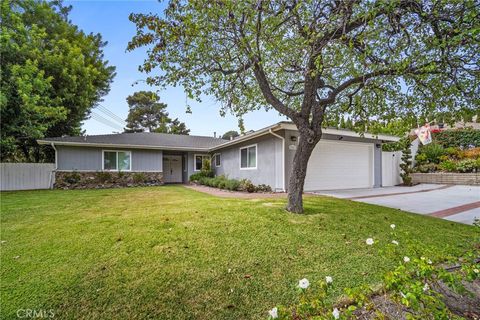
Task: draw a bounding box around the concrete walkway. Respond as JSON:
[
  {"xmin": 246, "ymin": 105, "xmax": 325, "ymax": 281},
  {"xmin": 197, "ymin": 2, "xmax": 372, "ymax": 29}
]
[{"xmin": 311, "ymin": 184, "xmax": 480, "ymax": 225}]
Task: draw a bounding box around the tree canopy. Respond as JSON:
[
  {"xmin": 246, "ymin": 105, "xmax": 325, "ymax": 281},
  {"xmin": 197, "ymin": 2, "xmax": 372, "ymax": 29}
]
[
  {"xmin": 1, "ymin": 0, "xmax": 116, "ymax": 162},
  {"xmin": 222, "ymin": 130, "xmax": 240, "ymax": 140},
  {"xmin": 128, "ymin": 0, "xmax": 479, "ymax": 212},
  {"xmin": 125, "ymin": 91, "xmax": 190, "ymax": 135}
]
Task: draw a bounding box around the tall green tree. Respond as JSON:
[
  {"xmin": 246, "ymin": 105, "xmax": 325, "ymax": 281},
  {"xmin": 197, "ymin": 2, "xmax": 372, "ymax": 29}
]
[
  {"xmin": 125, "ymin": 91, "xmax": 190, "ymax": 134},
  {"xmin": 128, "ymin": 0, "xmax": 479, "ymax": 213},
  {"xmin": 0, "ymin": 0, "xmax": 116, "ymax": 162}
]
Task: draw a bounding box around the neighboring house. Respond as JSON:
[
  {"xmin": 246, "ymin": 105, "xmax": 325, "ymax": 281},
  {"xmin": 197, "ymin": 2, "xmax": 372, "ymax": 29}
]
[{"xmin": 38, "ymin": 121, "xmax": 399, "ymax": 191}]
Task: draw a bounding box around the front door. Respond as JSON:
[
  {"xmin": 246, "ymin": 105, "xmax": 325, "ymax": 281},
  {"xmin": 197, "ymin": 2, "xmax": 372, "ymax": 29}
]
[{"xmin": 163, "ymin": 155, "xmax": 183, "ymax": 183}]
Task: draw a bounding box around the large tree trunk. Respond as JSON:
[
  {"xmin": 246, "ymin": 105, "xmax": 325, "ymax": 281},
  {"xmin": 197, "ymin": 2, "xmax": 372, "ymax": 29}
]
[{"xmin": 286, "ymin": 130, "xmax": 321, "ymax": 213}]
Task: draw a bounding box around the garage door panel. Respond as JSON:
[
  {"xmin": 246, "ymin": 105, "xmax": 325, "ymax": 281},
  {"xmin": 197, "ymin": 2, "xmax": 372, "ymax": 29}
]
[{"xmin": 304, "ymin": 140, "xmax": 373, "ymax": 191}]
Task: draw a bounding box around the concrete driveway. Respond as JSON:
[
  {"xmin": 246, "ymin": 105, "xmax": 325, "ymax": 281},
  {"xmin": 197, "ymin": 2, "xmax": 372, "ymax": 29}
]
[{"xmin": 310, "ymin": 184, "xmax": 480, "ymax": 225}]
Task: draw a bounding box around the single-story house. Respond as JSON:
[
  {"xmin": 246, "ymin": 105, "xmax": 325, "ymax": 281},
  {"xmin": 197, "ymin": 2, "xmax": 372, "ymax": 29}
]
[{"xmin": 38, "ymin": 121, "xmax": 399, "ymax": 191}]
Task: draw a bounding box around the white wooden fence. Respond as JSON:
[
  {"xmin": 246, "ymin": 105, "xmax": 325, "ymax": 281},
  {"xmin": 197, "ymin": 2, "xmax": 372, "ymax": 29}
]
[
  {"xmin": 382, "ymin": 151, "xmax": 402, "ymax": 187},
  {"xmin": 0, "ymin": 163, "xmax": 55, "ymax": 191}
]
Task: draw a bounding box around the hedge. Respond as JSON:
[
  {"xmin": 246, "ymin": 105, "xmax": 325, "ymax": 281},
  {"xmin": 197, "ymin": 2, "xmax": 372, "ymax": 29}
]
[{"xmin": 432, "ymin": 128, "xmax": 480, "ymax": 149}]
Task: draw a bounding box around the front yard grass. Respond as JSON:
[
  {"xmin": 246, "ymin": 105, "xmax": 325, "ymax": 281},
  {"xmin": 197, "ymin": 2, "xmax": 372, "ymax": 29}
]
[{"xmin": 1, "ymin": 186, "xmax": 477, "ymax": 319}]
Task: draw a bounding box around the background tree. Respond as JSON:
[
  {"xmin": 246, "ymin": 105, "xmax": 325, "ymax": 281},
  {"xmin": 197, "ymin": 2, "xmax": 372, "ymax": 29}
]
[
  {"xmin": 222, "ymin": 130, "xmax": 240, "ymax": 140},
  {"xmin": 1, "ymin": 0, "xmax": 116, "ymax": 162},
  {"xmin": 128, "ymin": 0, "xmax": 479, "ymax": 213},
  {"xmin": 166, "ymin": 118, "xmax": 190, "ymax": 135},
  {"xmin": 125, "ymin": 91, "xmax": 190, "ymax": 134}
]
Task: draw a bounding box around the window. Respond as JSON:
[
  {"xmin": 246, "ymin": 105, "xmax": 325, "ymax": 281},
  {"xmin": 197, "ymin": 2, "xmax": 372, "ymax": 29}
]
[
  {"xmin": 240, "ymin": 145, "xmax": 256, "ymax": 169},
  {"xmin": 213, "ymin": 153, "xmax": 221, "ymax": 167},
  {"xmin": 194, "ymin": 154, "xmax": 209, "ymax": 171},
  {"xmin": 103, "ymin": 151, "xmax": 131, "ymax": 171}
]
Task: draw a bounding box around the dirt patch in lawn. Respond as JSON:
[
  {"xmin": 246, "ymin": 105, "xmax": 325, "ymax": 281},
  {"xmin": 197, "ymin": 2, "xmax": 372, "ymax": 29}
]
[{"xmin": 184, "ymin": 184, "xmax": 287, "ymax": 199}]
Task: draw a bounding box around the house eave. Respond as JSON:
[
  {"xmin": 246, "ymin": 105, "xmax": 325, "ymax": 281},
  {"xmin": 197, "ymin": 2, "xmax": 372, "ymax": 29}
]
[
  {"xmin": 37, "ymin": 140, "xmax": 213, "ymax": 152},
  {"xmin": 279, "ymin": 122, "xmax": 400, "ymax": 142},
  {"xmin": 209, "ymin": 123, "xmax": 283, "ymax": 151},
  {"xmin": 37, "ymin": 122, "xmax": 400, "ymax": 153}
]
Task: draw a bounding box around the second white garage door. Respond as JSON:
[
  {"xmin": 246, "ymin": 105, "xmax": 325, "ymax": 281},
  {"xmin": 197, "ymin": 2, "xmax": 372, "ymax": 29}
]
[{"xmin": 304, "ymin": 140, "xmax": 374, "ymax": 191}]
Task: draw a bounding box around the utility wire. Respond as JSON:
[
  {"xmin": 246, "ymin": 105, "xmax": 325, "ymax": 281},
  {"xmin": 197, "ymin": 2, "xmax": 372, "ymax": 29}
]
[
  {"xmin": 96, "ymin": 104, "xmax": 126, "ymax": 125},
  {"xmin": 91, "ymin": 111, "xmax": 124, "ymax": 131},
  {"xmin": 90, "ymin": 115, "xmax": 122, "ymax": 132}
]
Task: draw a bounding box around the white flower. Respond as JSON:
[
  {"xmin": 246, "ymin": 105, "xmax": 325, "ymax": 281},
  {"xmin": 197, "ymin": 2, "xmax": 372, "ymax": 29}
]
[
  {"xmin": 420, "ymin": 256, "xmax": 426, "ymax": 260},
  {"xmin": 366, "ymin": 238, "xmax": 374, "ymax": 245},
  {"xmin": 298, "ymin": 278, "xmax": 310, "ymax": 289},
  {"xmin": 325, "ymin": 276, "xmax": 333, "ymax": 284},
  {"xmin": 473, "ymin": 268, "xmax": 479, "ymax": 274},
  {"xmin": 390, "ymin": 224, "xmax": 396, "ymax": 229},
  {"xmin": 427, "ymin": 259, "xmax": 432, "ymax": 265},
  {"xmin": 228, "ymin": 268, "xmax": 232, "ymax": 273},
  {"xmin": 268, "ymin": 307, "xmax": 278, "ymax": 319},
  {"xmin": 392, "ymin": 240, "xmax": 399, "ymax": 246},
  {"xmin": 403, "ymin": 256, "xmax": 410, "ymax": 263},
  {"xmin": 332, "ymin": 308, "xmax": 340, "ymax": 319},
  {"xmin": 423, "ymin": 283, "xmax": 429, "ymax": 292}
]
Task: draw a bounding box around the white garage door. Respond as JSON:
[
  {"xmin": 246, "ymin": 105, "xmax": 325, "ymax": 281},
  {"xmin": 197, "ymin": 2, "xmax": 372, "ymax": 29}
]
[{"xmin": 304, "ymin": 140, "xmax": 374, "ymax": 191}]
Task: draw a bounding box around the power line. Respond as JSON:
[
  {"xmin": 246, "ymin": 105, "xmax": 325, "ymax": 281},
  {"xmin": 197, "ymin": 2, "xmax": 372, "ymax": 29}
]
[
  {"xmin": 96, "ymin": 104, "xmax": 126, "ymax": 125},
  {"xmin": 91, "ymin": 112, "xmax": 124, "ymax": 131}
]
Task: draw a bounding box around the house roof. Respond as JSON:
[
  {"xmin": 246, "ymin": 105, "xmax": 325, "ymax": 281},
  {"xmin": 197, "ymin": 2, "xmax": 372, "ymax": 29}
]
[
  {"xmin": 210, "ymin": 121, "xmax": 400, "ymax": 151},
  {"xmin": 38, "ymin": 122, "xmax": 400, "ymax": 151},
  {"xmin": 38, "ymin": 132, "xmax": 227, "ymax": 151}
]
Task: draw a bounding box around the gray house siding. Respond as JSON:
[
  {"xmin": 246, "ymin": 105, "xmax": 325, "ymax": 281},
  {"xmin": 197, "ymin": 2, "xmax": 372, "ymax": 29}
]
[
  {"xmin": 56, "ymin": 146, "xmax": 163, "ymax": 172},
  {"xmin": 282, "ymin": 129, "xmax": 384, "ymax": 190},
  {"xmin": 57, "ymin": 146, "xmax": 102, "ymax": 171},
  {"xmin": 213, "ymin": 134, "xmax": 283, "ymax": 191}
]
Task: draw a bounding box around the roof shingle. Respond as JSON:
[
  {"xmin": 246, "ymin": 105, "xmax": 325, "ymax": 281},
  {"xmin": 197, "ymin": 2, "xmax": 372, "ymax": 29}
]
[{"xmin": 39, "ymin": 132, "xmax": 227, "ymax": 150}]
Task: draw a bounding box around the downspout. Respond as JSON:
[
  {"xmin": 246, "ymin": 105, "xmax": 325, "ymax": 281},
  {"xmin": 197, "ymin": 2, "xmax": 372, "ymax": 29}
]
[
  {"xmin": 269, "ymin": 129, "xmax": 286, "ymax": 192},
  {"xmin": 50, "ymin": 142, "xmax": 57, "ymax": 189}
]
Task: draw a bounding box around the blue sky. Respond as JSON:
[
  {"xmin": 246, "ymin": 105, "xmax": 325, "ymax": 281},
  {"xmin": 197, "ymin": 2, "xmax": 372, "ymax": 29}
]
[{"xmin": 65, "ymin": 0, "xmax": 286, "ymax": 137}]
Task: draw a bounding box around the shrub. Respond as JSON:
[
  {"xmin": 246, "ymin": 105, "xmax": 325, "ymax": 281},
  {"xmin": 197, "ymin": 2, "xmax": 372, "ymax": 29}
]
[
  {"xmin": 96, "ymin": 171, "xmax": 113, "ymax": 183},
  {"xmin": 439, "ymin": 155, "xmax": 449, "ymax": 162},
  {"xmin": 415, "ymin": 163, "xmax": 437, "ymax": 173},
  {"xmin": 456, "ymin": 159, "xmax": 477, "ymax": 173},
  {"xmin": 444, "ymin": 147, "xmax": 461, "ymax": 159},
  {"xmin": 420, "ymin": 143, "xmax": 444, "ymax": 164},
  {"xmin": 433, "ymin": 128, "xmax": 480, "ymax": 148},
  {"xmin": 461, "ymin": 147, "xmax": 480, "ymax": 159},
  {"xmin": 240, "ymin": 179, "xmax": 256, "ymax": 193},
  {"xmin": 133, "ymin": 172, "xmax": 147, "ymax": 184},
  {"xmin": 399, "ymin": 139, "xmax": 413, "ymax": 186},
  {"xmin": 189, "ymin": 171, "xmax": 213, "ymax": 182},
  {"xmin": 193, "ymin": 175, "xmax": 268, "ymax": 193},
  {"xmin": 438, "ymin": 160, "xmax": 457, "ymax": 172},
  {"xmin": 224, "ymin": 179, "xmax": 241, "ymax": 191},
  {"xmin": 64, "ymin": 172, "xmax": 81, "ymax": 184},
  {"xmin": 200, "ymin": 158, "xmax": 214, "ymax": 178},
  {"xmin": 414, "ymin": 153, "xmax": 428, "ymax": 165},
  {"xmin": 256, "ymin": 184, "xmax": 272, "ymax": 192}
]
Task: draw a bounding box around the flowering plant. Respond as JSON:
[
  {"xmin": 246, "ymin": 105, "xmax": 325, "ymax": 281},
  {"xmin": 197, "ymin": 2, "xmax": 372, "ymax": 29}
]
[{"xmin": 267, "ymin": 223, "xmax": 479, "ymax": 319}]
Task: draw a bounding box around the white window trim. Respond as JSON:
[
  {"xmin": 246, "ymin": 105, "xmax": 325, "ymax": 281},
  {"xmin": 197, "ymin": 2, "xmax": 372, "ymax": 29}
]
[
  {"xmin": 102, "ymin": 150, "xmax": 132, "ymax": 172},
  {"xmin": 213, "ymin": 153, "xmax": 221, "ymax": 167},
  {"xmin": 239, "ymin": 144, "xmax": 257, "ymax": 170},
  {"xmin": 193, "ymin": 154, "xmax": 209, "ymax": 171}
]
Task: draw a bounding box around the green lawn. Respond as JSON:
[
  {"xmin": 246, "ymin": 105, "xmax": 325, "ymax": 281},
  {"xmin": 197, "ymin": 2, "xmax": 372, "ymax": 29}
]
[{"xmin": 1, "ymin": 186, "xmax": 477, "ymax": 319}]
